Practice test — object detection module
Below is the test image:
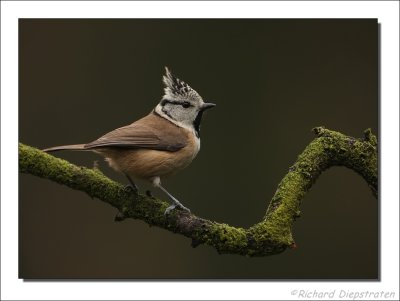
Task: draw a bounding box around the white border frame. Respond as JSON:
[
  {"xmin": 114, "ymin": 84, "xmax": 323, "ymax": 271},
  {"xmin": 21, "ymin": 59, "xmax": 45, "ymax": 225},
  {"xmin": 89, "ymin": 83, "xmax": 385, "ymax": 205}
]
[{"xmin": 1, "ymin": 1, "xmax": 399, "ymax": 300}]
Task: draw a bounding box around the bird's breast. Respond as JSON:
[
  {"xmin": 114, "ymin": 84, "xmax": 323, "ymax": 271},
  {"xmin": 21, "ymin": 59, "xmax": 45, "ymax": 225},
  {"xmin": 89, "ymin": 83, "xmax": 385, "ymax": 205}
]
[{"xmin": 100, "ymin": 131, "xmax": 200, "ymax": 180}]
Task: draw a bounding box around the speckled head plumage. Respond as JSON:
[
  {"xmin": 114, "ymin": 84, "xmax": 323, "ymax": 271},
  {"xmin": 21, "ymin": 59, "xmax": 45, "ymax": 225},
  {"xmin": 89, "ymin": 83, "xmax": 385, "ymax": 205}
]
[
  {"xmin": 162, "ymin": 67, "xmax": 204, "ymax": 104},
  {"xmin": 155, "ymin": 67, "xmax": 216, "ymax": 137}
]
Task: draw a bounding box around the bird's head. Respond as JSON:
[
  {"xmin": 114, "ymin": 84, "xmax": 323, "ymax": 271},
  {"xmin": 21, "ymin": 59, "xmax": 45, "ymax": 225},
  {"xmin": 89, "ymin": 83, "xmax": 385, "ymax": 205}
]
[{"xmin": 155, "ymin": 67, "xmax": 215, "ymax": 137}]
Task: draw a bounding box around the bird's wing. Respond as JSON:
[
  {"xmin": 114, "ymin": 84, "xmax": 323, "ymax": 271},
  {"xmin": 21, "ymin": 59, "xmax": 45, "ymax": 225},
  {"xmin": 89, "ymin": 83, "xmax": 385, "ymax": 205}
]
[{"xmin": 84, "ymin": 113, "xmax": 187, "ymax": 152}]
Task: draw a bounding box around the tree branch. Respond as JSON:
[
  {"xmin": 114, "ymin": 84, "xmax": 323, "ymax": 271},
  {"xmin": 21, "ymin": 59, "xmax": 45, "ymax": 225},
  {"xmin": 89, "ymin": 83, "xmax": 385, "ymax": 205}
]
[{"xmin": 19, "ymin": 127, "xmax": 377, "ymax": 256}]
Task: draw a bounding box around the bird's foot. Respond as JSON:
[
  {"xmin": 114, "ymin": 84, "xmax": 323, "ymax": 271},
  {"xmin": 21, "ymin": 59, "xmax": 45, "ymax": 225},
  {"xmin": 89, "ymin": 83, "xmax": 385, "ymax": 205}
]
[
  {"xmin": 164, "ymin": 201, "xmax": 191, "ymax": 215},
  {"xmin": 124, "ymin": 174, "xmax": 138, "ymax": 194},
  {"xmin": 124, "ymin": 184, "xmax": 138, "ymax": 194}
]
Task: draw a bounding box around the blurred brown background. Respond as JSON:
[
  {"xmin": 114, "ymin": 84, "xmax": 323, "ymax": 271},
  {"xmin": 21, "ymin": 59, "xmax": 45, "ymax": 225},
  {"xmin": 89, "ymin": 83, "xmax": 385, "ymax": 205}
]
[{"xmin": 19, "ymin": 19, "xmax": 378, "ymax": 279}]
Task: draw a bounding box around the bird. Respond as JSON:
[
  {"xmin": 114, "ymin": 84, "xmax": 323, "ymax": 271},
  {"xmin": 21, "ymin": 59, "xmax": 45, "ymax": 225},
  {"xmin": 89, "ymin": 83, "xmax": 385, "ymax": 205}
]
[{"xmin": 43, "ymin": 67, "xmax": 216, "ymax": 215}]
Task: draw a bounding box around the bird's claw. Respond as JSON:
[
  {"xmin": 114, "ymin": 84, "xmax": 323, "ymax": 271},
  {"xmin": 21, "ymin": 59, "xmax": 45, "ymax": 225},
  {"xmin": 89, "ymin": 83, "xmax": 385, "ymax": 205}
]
[
  {"xmin": 124, "ymin": 185, "xmax": 137, "ymax": 194},
  {"xmin": 164, "ymin": 205, "xmax": 176, "ymax": 215},
  {"xmin": 179, "ymin": 204, "xmax": 191, "ymax": 213},
  {"xmin": 164, "ymin": 203, "xmax": 191, "ymax": 215}
]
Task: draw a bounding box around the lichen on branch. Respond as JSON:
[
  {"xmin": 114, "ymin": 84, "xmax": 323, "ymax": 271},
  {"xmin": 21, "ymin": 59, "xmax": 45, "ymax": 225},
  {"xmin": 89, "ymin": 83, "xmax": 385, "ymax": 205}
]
[{"xmin": 18, "ymin": 127, "xmax": 377, "ymax": 256}]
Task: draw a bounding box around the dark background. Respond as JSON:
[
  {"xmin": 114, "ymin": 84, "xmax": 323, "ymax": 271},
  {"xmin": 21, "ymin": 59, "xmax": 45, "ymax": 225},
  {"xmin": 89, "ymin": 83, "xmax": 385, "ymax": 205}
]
[{"xmin": 19, "ymin": 19, "xmax": 378, "ymax": 279}]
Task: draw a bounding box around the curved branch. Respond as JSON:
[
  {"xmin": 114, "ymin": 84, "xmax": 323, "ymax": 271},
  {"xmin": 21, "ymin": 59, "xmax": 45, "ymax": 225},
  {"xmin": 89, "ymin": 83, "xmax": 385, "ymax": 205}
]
[{"xmin": 19, "ymin": 127, "xmax": 377, "ymax": 256}]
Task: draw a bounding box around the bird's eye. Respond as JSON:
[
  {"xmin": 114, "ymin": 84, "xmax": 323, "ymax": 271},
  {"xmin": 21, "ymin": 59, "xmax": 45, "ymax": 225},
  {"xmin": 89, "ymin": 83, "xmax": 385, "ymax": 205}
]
[{"xmin": 182, "ymin": 102, "xmax": 191, "ymax": 108}]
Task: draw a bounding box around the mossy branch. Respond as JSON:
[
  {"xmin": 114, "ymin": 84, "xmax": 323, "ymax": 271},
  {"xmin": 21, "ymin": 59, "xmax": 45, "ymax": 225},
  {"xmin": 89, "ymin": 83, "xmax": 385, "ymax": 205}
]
[{"xmin": 19, "ymin": 127, "xmax": 377, "ymax": 256}]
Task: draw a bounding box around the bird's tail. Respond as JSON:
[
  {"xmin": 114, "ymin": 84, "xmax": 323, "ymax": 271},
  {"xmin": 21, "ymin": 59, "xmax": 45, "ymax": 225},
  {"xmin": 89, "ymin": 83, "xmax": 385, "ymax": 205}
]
[{"xmin": 43, "ymin": 144, "xmax": 87, "ymax": 152}]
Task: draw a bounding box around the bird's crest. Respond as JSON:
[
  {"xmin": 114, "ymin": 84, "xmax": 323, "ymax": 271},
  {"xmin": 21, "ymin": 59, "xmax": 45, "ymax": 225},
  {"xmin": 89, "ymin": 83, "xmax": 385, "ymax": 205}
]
[{"xmin": 162, "ymin": 67, "xmax": 203, "ymax": 103}]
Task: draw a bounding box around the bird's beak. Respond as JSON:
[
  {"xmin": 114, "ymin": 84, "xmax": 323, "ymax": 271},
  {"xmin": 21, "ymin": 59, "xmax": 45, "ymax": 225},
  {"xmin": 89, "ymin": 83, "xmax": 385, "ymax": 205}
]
[{"xmin": 201, "ymin": 102, "xmax": 216, "ymax": 111}]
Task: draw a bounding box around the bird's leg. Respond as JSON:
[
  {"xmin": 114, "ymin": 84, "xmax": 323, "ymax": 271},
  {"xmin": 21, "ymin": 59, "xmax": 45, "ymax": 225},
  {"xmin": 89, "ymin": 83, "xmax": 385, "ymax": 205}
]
[
  {"xmin": 158, "ymin": 185, "xmax": 191, "ymax": 214},
  {"xmin": 115, "ymin": 174, "xmax": 138, "ymax": 221},
  {"xmin": 124, "ymin": 174, "xmax": 138, "ymax": 193},
  {"xmin": 151, "ymin": 177, "xmax": 191, "ymax": 215}
]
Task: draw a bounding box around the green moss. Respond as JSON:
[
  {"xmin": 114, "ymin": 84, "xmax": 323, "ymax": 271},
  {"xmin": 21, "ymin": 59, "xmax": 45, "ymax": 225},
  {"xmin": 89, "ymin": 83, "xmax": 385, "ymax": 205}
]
[
  {"xmin": 207, "ymin": 223, "xmax": 247, "ymax": 253},
  {"xmin": 262, "ymin": 127, "xmax": 377, "ymax": 251},
  {"xmin": 364, "ymin": 128, "xmax": 377, "ymax": 146},
  {"xmin": 19, "ymin": 143, "xmax": 132, "ymax": 208},
  {"xmin": 18, "ymin": 126, "xmax": 378, "ymax": 257}
]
